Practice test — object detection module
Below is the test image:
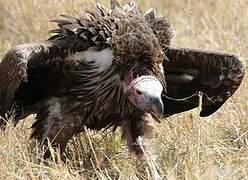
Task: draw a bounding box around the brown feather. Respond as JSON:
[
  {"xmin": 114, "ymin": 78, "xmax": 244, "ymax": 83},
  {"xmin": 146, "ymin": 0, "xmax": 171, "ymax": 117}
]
[{"xmin": 163, "ymin": 47, "xmax": 245, "ymax": 117}]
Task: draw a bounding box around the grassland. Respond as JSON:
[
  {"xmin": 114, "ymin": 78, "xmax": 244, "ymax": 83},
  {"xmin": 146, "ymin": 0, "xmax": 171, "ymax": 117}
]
[{"xmin": 0, "ymin": 0, "xmax": 247, "ymax": 179}]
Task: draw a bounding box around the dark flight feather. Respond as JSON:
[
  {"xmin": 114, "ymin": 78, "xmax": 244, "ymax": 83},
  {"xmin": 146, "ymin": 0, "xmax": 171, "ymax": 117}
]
[{"xmin": 163, "ymin": 47, "xmax": 244, "ymax": 117}]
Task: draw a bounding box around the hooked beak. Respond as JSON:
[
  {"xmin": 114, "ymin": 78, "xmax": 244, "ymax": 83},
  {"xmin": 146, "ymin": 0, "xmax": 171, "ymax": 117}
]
[
  {"xmin": 149, "ymin": 95, "xmax": 164, "ymax": 116},
  {"xmin": 128, "ymin": 76, "xmax": 164, "ymax": 117}
]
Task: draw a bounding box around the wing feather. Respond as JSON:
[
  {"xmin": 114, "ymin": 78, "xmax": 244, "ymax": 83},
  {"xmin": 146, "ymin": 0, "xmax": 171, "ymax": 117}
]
[
  {"xmin": 163, "ymin": 47, "xmax": 245, "ymax": 117},
  {"xmin": 0, "ymin": 42, "xmax": 62, "ymax": 118}
]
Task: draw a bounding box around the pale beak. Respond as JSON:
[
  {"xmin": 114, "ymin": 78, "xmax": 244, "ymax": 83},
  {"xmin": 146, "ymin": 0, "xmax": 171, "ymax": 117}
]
[
  {"xmin": 149, "ymin": 95, "xmax": 164, "ymax": 116},
  {"xmin": 128, "ymin": 76, "xmax": 164, "ymax": 116}
]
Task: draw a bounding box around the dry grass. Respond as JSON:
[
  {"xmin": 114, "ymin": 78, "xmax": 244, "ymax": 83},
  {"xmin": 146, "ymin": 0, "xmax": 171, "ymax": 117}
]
[{"xmin": 0, "ymin": 0, "xmax": 248, "ymax": 179}]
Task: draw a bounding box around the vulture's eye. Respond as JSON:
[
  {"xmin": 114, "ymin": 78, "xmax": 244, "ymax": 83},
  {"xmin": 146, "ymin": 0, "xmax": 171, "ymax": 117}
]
[{"xmin": 136, "ymin": 90, "xmax": 143, "ymax": 95}]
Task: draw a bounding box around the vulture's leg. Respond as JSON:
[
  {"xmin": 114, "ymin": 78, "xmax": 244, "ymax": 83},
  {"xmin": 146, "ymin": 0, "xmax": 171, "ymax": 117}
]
[
  {"xmin": 122, "ymin": 111, "xmax": 160, "ymax": 178},
  {"xmin": 122, "ymin": 111, "xmax": 156, "ymax": 155},
  {"xmin": 31, "ymin": 98, "xmax": 83, "ymax": 159}
]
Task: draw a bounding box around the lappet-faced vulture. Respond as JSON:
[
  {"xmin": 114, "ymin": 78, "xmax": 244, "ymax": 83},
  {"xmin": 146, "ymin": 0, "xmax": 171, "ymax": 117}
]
[{"xmin": 0, "ymin": 1, "xmax": 245, "ymax": 158}]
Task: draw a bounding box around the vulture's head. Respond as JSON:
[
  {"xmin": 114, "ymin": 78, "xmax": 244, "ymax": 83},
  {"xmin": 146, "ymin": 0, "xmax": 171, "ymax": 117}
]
[{"xmin": 111, "ymin": 3, "xmax": 166, "ymax": 116}]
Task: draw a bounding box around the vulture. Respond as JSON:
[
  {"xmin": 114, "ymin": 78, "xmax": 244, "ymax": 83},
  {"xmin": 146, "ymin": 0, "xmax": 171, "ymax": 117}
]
[{"xmin": 0, "ymin": 1, "xmax": 245, "ymax": 158}]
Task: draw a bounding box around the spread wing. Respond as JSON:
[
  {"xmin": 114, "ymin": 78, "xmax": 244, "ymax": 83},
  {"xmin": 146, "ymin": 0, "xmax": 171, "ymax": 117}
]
[{"xmin": 163, "ymin": 47, "xmax": 245, "ymax": 117}]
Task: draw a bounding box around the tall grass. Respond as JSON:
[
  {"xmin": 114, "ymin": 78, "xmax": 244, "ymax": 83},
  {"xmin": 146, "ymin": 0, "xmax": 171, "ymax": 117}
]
[{"xmin": 0, "ymin": 0, "xmax": 247, "ymax": 179}]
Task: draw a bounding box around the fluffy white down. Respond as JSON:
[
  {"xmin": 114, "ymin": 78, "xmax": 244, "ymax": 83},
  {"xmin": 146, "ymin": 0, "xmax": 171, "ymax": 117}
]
[{"xmin": 72, "ymin": 48, "xmax": 113, "ymax": 71}]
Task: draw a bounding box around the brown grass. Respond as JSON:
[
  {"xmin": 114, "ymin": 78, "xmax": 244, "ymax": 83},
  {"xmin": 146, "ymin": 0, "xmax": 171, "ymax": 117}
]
[{"xmin": 0, "ymin": 0, "xmax": 247, "ymax": 179}]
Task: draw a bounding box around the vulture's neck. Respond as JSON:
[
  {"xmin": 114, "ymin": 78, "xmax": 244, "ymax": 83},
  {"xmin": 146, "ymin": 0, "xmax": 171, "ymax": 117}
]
[{"xmin": 68, "ymin": 47, "xmax": 134, "ymax": 119}]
